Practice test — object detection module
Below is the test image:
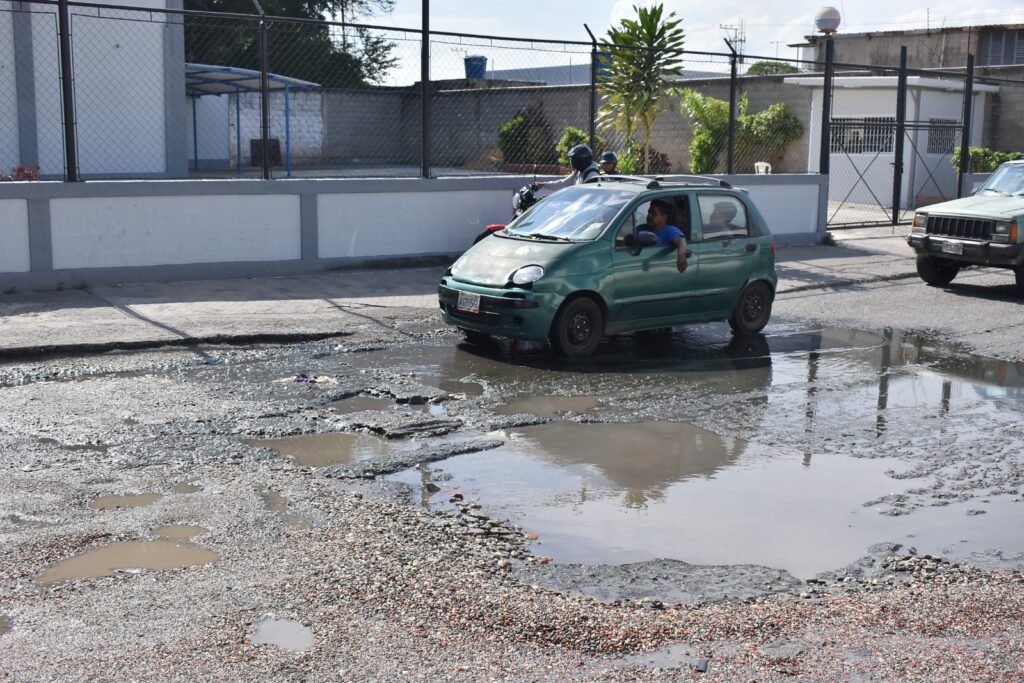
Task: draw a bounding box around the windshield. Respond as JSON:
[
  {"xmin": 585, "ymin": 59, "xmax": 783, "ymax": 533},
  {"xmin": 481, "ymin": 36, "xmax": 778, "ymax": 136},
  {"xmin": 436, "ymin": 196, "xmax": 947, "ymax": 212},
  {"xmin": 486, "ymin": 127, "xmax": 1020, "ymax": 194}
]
[
  {"xmin": 978, "ymin": 164, "xmax": 1024, "ymax": 196},
  {"xmin": 504, "ymin": 186, "xmax": 634, "ymax": 241}
]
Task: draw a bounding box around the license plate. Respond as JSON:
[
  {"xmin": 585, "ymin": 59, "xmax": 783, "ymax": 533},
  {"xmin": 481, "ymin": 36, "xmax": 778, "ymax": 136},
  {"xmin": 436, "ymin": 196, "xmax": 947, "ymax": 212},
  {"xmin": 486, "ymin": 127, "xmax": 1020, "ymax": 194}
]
[
  {"xmin": 942, "ymin": 241, "xmax": 963, "ymax": 255},
  {"xmin": 456, "ymin": 291, "xmax": 481, "ymax": 314}
]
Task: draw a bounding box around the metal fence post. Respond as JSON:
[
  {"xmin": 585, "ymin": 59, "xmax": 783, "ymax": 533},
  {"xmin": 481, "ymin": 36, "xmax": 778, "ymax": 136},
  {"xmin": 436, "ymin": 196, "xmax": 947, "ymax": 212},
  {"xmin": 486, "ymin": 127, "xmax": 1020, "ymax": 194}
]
[
  {"xmin": 957, "ymin": 54, "xmax": 975, "ymax": 198},
  {"xmin": 420, "ymin": 0, "xmax": 431, "ymax": 179},
  {"xmin": 585, "ymin": 24, "xmax": 597, "ymax": 152},
  {"xmin": 258, "ymin": 14, "xmax": 271, "ymax": 180},
  {"xmin": 56, "ymin": 0, "xmax": 79, "ymax": 181},
  {"xmin": 727, "ymin": 49, "xmax": 737, "ymax": 175},
  {"xmin": 891, "ymin": 46, "xmax": 908, "ymax": 225},
  {"xmin": 818, "ymin": 37, "xmax": 834, "ymax": 175}
]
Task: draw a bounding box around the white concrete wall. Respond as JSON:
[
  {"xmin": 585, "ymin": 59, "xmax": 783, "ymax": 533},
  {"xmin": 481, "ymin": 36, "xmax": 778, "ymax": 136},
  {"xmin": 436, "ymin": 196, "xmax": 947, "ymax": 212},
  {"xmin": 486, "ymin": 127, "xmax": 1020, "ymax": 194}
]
[
  {"xmin": 742, "ymin": 183, "xmax": 820, "ymax": 235},
  {"xmin": 0, "ymin": 9, "xmax": 19, "ymax": 169},
  {"xmin": 49, "ymin": 194, "xmax": 301, "ymax": 269},
  {"xmin": 187, "ymin": 95, "xmax": 230, "ymax": 165},
  {"xmin": 0, "ymin": 199, "xmax": 31, "ymax": 273},
  {"xmin": 231, "ymin": 91, "xmax": 323, "ymax": 166},
  {"xmin": 317, "ymin": 190, "xmax": 510, "ymax": 258}
]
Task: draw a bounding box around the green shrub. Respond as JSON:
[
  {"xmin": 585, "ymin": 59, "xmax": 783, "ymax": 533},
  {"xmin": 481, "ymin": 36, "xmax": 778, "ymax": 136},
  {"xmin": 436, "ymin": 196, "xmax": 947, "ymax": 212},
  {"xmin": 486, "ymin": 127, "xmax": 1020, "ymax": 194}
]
[
  {"xmin": 497, "ymin": 106, "xmax": 556, "ymax": 165},
  {"xmin": 951, "ymin": 146, "xmax": 1024, "ymax": 173},
  {"xmin": 556, "ymin": 127, "xmax": 605, "ymax": 166},
  {"xmin": 746, "ymin": 60, "xmax": 799, "ymax": 76}
]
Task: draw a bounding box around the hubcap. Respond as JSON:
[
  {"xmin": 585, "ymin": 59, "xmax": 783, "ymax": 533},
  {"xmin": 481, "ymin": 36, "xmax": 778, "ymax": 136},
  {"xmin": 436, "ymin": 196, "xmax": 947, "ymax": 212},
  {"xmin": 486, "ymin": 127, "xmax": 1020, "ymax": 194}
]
[
  {"xmin": 744, "ymin": 293, "xmax": 764, "ymax": 322},
  {"xmin": 568, "ymin": 312, "xmax": 593, "ymax": 345}
]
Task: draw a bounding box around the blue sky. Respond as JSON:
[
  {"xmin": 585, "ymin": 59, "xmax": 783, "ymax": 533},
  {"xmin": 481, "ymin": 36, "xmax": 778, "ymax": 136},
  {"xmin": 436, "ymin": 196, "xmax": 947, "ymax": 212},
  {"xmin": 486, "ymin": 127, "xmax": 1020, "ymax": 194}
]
[{"xmin": 369, "ymin": 1, "xmax": 1024, "ymax": 84}]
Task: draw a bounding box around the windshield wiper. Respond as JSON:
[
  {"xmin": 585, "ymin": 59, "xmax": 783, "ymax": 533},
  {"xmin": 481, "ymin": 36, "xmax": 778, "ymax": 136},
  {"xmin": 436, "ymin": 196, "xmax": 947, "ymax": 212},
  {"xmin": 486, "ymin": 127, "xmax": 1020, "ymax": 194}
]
[{"xmin": 526, "ymin": 233, "xmax": 572, "ymax": 242}]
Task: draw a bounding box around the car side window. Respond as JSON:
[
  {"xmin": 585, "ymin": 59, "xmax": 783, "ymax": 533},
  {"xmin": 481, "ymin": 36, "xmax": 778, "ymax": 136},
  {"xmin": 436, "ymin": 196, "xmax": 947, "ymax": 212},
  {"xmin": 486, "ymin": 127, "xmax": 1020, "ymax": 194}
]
[
  {"xmin": 696, "ymin": 195, "xmax": 749, "ymax": 241},
  {"xmin": 615, "ymin": 211, "xmax": 637, "ymax": 247}
]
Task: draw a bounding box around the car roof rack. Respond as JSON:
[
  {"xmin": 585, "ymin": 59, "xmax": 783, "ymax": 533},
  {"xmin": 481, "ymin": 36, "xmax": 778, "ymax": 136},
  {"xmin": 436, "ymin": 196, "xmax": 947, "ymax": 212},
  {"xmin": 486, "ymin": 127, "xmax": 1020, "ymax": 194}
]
[{"xmin": 584, "ymin": 174, "xmax": 732, "ymax": 189}]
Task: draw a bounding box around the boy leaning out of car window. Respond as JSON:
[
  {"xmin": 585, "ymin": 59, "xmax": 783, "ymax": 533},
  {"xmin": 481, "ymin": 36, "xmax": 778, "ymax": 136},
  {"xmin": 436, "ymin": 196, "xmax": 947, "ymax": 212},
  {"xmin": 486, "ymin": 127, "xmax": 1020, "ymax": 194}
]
[{"xmin": 638, "ymin": 199, "xmax": 688, "ymax": 273}]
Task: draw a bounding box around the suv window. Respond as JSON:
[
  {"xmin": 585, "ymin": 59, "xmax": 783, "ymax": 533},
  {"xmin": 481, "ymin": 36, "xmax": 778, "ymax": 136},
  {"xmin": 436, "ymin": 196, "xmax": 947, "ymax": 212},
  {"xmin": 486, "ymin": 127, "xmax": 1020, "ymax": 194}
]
[{"xmin": 697, "ymin": 195, "xmax": 748, "ymax": 241}]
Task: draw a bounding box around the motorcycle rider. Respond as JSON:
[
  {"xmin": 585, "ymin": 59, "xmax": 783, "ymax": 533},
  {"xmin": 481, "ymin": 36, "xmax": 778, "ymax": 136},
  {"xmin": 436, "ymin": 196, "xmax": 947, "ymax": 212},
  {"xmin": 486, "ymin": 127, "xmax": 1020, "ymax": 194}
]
[
  {"xmin": 599, "ymin": 151, "xmax": 619, "ymax": 175},
  {"xmin": 535, "ymin": 144, "xmax": 600, "ymax": 193}
]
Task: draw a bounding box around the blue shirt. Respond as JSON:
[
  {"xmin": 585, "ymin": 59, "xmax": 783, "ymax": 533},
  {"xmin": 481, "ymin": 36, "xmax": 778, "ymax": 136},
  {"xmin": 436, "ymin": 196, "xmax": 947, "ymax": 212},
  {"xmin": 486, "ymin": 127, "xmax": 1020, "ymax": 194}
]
[{"xmin": 653, "ymin": 224, "xmax": 684, "ymax": 244}]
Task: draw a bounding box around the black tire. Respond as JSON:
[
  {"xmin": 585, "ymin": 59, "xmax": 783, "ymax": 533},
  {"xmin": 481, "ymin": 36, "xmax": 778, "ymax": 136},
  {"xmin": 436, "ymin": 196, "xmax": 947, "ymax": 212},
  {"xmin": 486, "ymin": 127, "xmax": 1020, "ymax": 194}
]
[
  {"xmin": 1015, "ymin": 266, "xmax": 1024, "ymax": 295},
  {"xmin": 459, "ymin": 328, "xmax": 491, "ymax": 344},
  {"xmin": 916, "ymin": 255, "xmax": 960, "ymax": 287},
  {"xmin": 550, "ymin": 296, "xmax": 604, "ymax": 359},
  {"xmin": 729, "ymin": 281, "xmax": 773, "ymax": 335}
]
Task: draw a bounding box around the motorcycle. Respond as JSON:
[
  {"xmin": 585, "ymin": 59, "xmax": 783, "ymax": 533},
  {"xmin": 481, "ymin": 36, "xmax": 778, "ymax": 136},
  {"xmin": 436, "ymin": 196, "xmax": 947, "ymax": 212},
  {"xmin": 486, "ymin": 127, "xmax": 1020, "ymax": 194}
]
[{"xmin": 472, "ymin": 183, "xmax": 541, "ymax": 244}]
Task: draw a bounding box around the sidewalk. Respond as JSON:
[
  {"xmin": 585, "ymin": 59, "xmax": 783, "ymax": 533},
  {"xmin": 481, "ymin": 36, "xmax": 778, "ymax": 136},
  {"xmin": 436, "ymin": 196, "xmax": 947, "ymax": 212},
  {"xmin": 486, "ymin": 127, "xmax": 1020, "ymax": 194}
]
[{"xmin": 0, "ymin": 227, "xmax": 916, "ymax": 357}]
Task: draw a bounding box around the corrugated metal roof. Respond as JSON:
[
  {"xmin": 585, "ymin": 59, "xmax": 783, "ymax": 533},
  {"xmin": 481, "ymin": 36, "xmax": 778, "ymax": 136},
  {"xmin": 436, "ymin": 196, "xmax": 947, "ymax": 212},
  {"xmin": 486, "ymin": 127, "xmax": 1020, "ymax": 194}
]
[{"xmin": 186, "ymin": 63, "xmax": 319, "ymax": 97}]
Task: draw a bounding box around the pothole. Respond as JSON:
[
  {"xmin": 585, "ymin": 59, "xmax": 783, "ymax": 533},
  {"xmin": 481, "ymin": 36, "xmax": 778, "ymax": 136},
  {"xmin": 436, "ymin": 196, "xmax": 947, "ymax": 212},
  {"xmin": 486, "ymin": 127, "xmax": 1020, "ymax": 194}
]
[
  {"xmin": 247, "ymin": 617, "xmax": 314, "ymax": 652},
  {"xmin": 246, "ymin": 432, "xmax": 404, "ymax": 467},
  {"xmin": 172, "ymin": 483, "xmax": 201, "ymax": 494},
  {"xmin": 39, "ymin": 541, "xmax": 220, "ymax": 585},
  {"xmin": 89, "ymin": 493, "xmax": 162, "ymax": 511},
  {"xmin": 493, "ymin": 395, "xmax": 605, "ymax": 418}
]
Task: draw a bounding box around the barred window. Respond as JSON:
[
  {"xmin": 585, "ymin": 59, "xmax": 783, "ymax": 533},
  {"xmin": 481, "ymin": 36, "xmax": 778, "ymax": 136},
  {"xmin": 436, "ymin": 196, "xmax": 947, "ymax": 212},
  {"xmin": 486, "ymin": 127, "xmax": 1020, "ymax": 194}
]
[
  {"xmin": 830, "ymin": 117, "xmax": 895, "ymax": 154},
  {"xmin": 927, "ymin": 118, "xmax": 959, "ymax": 154},
  {"xmin": 979, "ymin": 29, "xmax": 1024, "ymax": 66}
]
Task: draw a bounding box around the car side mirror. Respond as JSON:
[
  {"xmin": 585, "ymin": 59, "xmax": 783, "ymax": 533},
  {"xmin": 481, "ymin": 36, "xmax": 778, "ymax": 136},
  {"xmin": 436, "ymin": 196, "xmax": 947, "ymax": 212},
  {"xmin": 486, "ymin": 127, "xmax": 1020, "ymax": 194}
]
[{"xmin": 630, "ymin": 230, "xmax": 659, "ymax": 256}]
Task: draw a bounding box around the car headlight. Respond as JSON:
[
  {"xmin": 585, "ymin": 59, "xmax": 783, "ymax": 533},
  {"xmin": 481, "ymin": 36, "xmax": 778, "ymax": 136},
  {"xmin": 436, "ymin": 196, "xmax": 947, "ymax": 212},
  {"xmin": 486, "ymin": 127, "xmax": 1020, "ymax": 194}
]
[
  {"xmin": 992, "ymin": 221, "xmax": 1018, "ymax": 243},
  {"xmin": 511, "ymin": 265, "xmax": 544, "ymax": 285},
  {"xmin": 911, "ymin": 213, "xmax": 928, "ymax": 231}
]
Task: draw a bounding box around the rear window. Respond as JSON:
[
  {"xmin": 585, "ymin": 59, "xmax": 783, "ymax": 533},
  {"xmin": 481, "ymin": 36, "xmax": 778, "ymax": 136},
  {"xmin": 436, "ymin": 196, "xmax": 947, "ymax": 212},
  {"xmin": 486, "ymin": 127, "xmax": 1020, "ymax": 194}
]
[{"xmin": 697, "ymin": 195, "xmax": 749, "ymax": 240}]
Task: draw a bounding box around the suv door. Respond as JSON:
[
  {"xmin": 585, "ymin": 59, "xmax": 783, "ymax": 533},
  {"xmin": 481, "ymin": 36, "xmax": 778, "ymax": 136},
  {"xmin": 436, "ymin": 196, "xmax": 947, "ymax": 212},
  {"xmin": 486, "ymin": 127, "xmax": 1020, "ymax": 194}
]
[
  {"xmin": 693, "ymin": 194, "xmax": 762, "ymax": 315},
  {"xmin": 609, "ymin": 195, "xmax": 705, "ymax": 328}
]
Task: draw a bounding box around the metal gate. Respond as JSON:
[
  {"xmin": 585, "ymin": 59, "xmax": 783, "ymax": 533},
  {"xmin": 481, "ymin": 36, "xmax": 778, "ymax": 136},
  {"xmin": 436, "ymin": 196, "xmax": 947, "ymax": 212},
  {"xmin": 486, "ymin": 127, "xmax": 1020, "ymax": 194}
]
[{"xmin": 825, "ymin": 52, "xmax": 975, "ymax": 229}]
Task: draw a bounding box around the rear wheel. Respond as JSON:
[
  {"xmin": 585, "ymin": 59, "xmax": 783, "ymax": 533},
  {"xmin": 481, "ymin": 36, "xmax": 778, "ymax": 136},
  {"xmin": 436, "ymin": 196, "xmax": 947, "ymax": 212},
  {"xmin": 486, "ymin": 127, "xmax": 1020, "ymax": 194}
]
[
  {"xmin": 550, "ymin": 296, "xmax": 604, "ymax": 359},
  {"xmin": 1015, "ymin": 266, "xmax": 1024, "ymax": 295},
  {"xmin": 916, "ymin": 255, "xmax": 960, "ymax": 287},
  {"xmin": 729, "ymin": 281, "xmax": 773, "ymax": 335}
]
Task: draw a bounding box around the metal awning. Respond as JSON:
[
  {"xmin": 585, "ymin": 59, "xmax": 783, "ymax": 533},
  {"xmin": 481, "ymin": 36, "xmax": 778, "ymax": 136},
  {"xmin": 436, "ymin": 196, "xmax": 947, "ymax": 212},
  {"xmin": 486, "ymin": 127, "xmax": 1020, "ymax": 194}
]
[
  {"xmin": 186, "ymin": 63, "xmax": 319, "ymax": 97},
  {"xmin": 185, "ymin": 64, "xmax": 319, "ymax": 177}
]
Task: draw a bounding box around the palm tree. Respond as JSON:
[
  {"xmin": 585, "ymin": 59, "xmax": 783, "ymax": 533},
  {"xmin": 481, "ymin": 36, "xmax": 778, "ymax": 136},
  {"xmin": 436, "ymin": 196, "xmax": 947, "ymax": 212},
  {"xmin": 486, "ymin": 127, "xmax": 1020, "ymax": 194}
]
[{"xmin": 597, "ymin": 4, "xmax": 685, "ymax": 173}]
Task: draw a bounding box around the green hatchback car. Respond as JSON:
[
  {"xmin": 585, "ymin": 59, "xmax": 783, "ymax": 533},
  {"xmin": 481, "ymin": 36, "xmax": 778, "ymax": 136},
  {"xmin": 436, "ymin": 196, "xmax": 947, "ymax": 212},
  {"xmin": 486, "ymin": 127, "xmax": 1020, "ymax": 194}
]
[{"xmin": 438, "ymin": 177, "xmax": 778, "ymax": 358}]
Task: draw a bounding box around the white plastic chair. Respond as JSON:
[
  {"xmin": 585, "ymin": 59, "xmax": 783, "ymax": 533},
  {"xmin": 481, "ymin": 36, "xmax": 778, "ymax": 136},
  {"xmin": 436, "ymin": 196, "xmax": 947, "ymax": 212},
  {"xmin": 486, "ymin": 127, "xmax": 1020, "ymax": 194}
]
[{"xmin": 754, "ymin": 161, "xmax": 772, "ymax": 175}]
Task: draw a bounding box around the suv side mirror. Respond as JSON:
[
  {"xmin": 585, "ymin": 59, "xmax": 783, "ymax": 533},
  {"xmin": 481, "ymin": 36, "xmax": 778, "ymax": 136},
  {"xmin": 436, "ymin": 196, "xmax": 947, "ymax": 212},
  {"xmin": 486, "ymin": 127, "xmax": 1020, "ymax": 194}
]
[{"xmin": 630, "ymin": 230, "xmax": 659, "ymax": 256}]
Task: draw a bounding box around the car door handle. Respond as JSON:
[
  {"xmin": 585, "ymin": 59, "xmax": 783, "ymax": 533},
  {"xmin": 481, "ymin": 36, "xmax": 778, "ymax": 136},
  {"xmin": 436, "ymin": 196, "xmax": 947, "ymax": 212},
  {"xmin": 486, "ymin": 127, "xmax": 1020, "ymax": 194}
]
[{"xmin": 745, "ymin": 244, "xmax": 757, "ymax": 252}]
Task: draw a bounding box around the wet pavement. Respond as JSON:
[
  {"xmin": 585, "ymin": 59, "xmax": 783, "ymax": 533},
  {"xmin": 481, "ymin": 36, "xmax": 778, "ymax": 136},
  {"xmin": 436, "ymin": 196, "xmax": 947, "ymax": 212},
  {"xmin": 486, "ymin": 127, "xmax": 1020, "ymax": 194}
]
[{"xmin": 3, "ymin": 243, "xmax": 1024, "ymax": 678}]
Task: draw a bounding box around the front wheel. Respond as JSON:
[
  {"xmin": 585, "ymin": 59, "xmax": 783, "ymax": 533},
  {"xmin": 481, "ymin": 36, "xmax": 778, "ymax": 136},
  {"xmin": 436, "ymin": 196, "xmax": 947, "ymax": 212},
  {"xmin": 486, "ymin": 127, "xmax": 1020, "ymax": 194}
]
[
  {"xmin": 459, "ymin": 328, "xmax": 491, "ymax": 344},
  {"xmin": 1015, "ymin": 266, "xmax": 1024, "ymax": 295},
  {"xmin": 916, "ymin": 255, "xmax": 960, "ymax": 286},
  {"xmin": 550, "ymin": 297, "xmax": 604, "ymax": 359},
  {"xmin": 729, "ymin": 282, "xmax": 773, "ymax": 335}
]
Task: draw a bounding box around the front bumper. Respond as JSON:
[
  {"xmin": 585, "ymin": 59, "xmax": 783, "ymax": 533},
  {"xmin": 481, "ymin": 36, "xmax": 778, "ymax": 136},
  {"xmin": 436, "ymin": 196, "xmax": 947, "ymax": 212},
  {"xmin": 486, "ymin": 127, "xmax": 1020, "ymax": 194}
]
[
  {"xmin": 907, "ymin": 233, "xmax": 1024, "ymax": 267},
  {"xmin": 438, "ymin": 280, "xmax": 556, "ymax": 340}
]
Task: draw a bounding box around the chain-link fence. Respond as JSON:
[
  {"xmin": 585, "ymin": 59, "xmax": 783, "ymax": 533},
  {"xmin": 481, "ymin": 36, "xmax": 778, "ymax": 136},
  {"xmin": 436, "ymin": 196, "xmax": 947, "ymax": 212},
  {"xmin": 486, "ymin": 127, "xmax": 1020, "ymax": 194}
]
[{"xmin": 2, "ymin": 0, "xmax": 1021, "ymax": 206}]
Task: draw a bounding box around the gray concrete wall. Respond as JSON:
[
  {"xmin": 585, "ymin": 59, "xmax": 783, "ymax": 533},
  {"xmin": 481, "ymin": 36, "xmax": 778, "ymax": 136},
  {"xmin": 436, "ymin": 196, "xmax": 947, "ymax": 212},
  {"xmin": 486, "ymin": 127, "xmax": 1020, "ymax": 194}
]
[{"xmin": 323, "ymin": 89, "xmax": 408, "ymax": 164}]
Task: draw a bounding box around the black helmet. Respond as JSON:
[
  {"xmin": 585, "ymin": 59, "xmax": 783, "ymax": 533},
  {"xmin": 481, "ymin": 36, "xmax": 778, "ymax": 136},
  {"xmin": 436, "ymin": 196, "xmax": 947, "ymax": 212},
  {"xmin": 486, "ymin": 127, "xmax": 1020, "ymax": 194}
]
[
  {"xmin": 568, "ymin": 144, "xmax": 593, "ymax": 172},
  {"xmin": 599, "ymin": 151, "xmax": 619, "ymax": 165}
]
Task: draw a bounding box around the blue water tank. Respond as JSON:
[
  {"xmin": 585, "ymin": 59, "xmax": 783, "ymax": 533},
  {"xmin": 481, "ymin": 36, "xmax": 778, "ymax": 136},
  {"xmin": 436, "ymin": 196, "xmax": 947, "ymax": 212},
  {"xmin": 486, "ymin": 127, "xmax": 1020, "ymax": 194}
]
[{"xmin": 464, "ymin": 55, "xmax": 487, "ymax": 79}]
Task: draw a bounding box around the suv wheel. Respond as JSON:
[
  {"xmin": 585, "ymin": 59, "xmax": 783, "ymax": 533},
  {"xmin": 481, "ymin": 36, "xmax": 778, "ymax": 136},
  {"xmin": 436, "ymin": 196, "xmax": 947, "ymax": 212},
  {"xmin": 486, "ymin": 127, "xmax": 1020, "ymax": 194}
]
[
  {"xmin": 1015, "ymin": 266, "xmax": 1024, "ymax": 295},
  {"xmin": 550, "ymin": 296, "xmax": 603, "ymax": 359},
  {"xmin": 729, "ymin": 282, "xmax": 773, "ymax": 335},
  {"xmin": 916, "ymin": 255, "xmax": 960, "ymax": 287}
]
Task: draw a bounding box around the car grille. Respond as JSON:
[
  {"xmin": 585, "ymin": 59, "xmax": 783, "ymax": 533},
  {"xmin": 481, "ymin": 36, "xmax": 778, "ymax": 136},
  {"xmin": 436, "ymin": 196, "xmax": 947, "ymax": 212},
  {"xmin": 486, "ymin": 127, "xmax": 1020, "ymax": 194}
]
[{"xmin": 926, "ymin": 215, "xmax": 993, "ymax": 240}]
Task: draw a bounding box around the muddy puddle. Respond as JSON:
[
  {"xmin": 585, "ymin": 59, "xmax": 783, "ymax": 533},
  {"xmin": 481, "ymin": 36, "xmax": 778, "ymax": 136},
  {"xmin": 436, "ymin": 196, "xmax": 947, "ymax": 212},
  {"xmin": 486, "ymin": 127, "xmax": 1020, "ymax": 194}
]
[
  {"xmin": 89, "ymin": 493, "xmax": 161, "ymax": 511},
  {"xmin": 258, "ymin": 488, "xmax": 310, "ymax": 528},
  {"xmin": 0, "ymin": 615, "xmax": 9, "ymax": 636},
  {"xmin": 154, "ymin": 525, "xmax": 205, "ymax": 541},
  {"xmin": 172, "ymin": 483, "xmax": 201, "ymax": 494},
  {"xmin": 246, "ymin": 432, "xmax": 404, "ymax": 468},
  {"xmin": 248, "ymin": 618, "xmax": 314, "ymax": 652},
  {"xmin": 39, "ymin": 541, "xmax": 220, "ymax": 585},
  {"xmin": 386, "ymin": 327, "xmax": 1024, "ymax": 577}
]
